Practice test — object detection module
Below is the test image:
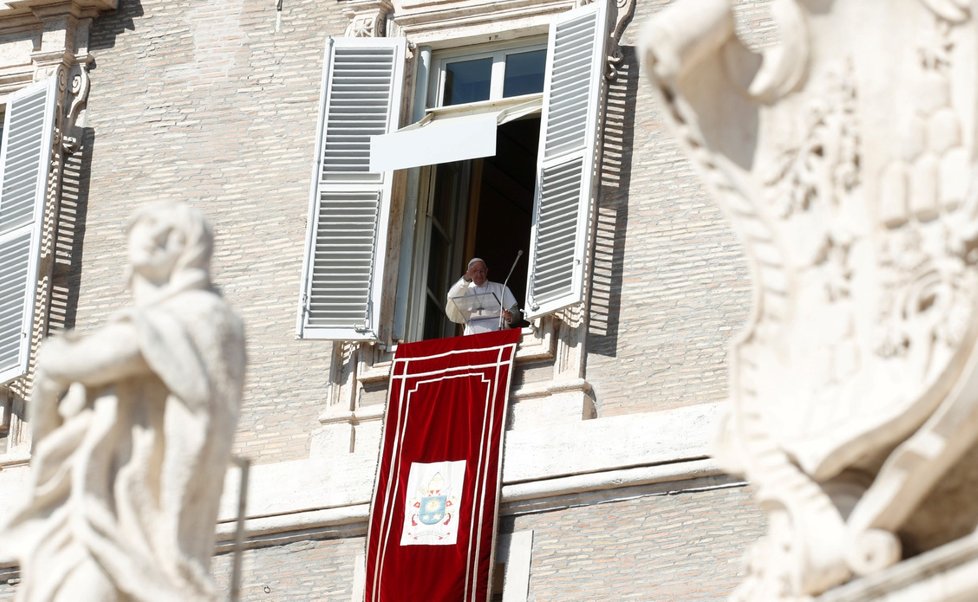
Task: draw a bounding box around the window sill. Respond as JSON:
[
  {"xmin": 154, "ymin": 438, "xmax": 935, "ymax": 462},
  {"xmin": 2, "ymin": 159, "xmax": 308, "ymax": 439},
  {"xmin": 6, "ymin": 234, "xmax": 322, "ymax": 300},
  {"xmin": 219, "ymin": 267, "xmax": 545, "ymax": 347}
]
[
  {"xmin": 319, "ymin": 316, "xmax": 559, "ymax": 427},
  {"xmin": 363, "ymin": 317, "xmax": 556, "ymax": 381},
  {"xmin": 0, "ymin": 450, "xmax": 30, "ymax": 470}
]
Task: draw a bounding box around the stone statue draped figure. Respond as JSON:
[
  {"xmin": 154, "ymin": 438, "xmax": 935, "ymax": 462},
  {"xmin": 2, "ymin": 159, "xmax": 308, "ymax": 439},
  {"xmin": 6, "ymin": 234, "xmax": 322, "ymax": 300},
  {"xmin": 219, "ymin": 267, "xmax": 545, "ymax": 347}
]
[
  {"xmin": 642, "ymin": 0, "xmax": 978, "ymax": 600},
  {"xmin": 0, "ymin": 202, "xmax": 246, "ymax": 601}
]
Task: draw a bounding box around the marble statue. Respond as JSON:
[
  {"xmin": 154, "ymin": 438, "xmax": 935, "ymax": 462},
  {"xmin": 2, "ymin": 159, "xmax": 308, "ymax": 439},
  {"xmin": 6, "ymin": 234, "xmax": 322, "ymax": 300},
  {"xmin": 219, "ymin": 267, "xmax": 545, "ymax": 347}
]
[
  {"xmin": 642, "ymin": 0, "xmax": 978, "ymax": 599},
  {"xmin": 0, "ymin": 202, "xmax": 246, "ymax": 601}
]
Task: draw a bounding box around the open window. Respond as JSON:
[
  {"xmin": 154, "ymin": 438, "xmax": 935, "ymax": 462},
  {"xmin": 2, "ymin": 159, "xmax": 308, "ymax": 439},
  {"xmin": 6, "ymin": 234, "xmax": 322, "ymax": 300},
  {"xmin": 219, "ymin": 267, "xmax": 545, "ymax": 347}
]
[
  {"xmin": 412, "ymin": 116, "xmax": 540, "ymax": 340},
  {"xmin": 298, "ymin": 0, "xmax": 609, "ymax": 342}
]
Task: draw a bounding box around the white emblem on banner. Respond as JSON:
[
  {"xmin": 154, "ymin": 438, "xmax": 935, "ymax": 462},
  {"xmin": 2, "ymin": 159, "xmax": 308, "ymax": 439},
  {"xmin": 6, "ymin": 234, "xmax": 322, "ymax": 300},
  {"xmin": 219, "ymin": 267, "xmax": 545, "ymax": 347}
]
[{"xmin": 400, "ymin": 460, "xmax": 466, "ymax": 546}]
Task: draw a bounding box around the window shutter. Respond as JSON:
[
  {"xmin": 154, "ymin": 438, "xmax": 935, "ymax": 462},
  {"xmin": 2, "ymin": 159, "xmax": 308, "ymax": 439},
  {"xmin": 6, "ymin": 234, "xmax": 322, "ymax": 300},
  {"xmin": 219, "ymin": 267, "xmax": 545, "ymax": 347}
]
[
  {"xmin": 524, "ymin": 1, "xmax": 609, "ymax": 319},
  {"xmin": 0, "ymin": 77, "xmax": 57, "ymax": 383},
  {"xmin": 298, "ymin": 37, "xmax": 406, "ymax": 340}
]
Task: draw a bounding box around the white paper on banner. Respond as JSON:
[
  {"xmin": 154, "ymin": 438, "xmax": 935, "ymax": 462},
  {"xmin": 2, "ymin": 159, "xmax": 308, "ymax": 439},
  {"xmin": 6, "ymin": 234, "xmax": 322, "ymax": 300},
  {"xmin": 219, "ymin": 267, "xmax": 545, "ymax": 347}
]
[{"xmin": 400, "ymin": 460, "xmax": 467, "ymax": 546}]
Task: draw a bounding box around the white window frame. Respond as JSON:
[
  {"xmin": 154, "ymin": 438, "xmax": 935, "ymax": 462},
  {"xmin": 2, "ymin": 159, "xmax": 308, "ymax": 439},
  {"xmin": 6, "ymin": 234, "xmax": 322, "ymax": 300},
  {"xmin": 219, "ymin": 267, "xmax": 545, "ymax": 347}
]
[
  {"xmin": 396, "ymin": 37, "xmax": 547, "ymax": 343},
  {"xmin": 393, "ymin": 32, "xmax": 548, "ymax": 340},
  {"xmin": 429, "ymin": 38, "xmax": 548, "ymax": 109}
]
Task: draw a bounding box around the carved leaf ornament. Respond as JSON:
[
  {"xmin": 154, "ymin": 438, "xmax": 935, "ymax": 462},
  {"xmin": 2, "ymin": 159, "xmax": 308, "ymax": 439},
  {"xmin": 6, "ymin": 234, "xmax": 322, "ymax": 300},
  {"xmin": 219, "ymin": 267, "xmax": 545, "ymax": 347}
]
[{"xmin": 643, "ymin": 0, "xmax": 978, "ymax": 598}]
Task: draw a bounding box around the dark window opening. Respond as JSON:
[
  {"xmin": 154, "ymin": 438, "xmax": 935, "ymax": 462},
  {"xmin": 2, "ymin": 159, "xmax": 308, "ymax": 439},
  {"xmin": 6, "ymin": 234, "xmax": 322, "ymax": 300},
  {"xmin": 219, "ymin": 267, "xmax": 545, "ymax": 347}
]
[{"xmin": 421, "ymin": 116, "xmax": 540, "ymax": 339}]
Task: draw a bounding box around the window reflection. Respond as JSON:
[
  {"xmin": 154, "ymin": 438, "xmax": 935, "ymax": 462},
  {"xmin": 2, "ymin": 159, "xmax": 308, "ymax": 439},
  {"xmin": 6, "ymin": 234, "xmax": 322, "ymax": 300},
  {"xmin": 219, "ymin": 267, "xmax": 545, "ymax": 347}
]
[
  {"xmin": 444, "ymin": 58, "xmax": 492, "ymax": 106},
  {"xmin": 503, "ymin": 49, "xmax": 546, "ymax": 98}
]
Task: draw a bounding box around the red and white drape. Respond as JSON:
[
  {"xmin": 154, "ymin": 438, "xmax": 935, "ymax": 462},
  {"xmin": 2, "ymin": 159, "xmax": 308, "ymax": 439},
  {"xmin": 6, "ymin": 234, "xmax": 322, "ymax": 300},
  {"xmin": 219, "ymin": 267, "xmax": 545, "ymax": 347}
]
[{"xmin": 365, "ymin": 329, "xmax": 520, "ymax": 602}]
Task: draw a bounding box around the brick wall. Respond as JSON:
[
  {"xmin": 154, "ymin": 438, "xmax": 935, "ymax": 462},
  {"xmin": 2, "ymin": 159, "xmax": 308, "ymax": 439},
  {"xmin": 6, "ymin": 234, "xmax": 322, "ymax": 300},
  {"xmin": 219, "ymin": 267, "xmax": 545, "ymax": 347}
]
[
  {"xmin": 205, "ymin": 485, "xmax": 765, "ymax": 601},
  {"xmin": 586, "ymin": 0, "xmax": 778, "ymax": 417},
  {"xmin": 82, "ymin": 0, "xmax": 349, "ymax": 463},
  {"xmin": 212, "ymin": 537, "xmax": 364, "ymax": 601},
  {"xmin": 507, "ymin": 486, "xmax": 765, "ymax": 601}
]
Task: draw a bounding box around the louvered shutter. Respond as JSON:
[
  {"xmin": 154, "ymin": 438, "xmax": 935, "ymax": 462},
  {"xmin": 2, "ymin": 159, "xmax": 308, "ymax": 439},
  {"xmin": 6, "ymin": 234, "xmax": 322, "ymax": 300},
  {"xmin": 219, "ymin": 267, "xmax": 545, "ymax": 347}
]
[
  {"xmin": 298, "ymin": 37, "xmax": 406, "ymax": 340},
  {"xmin": 0, "ymin": 78, "xmax": 57, "ymax": 383},
  {"xmin": 524, "ymin": 1, "xmax": 609, "ymax": 318}
]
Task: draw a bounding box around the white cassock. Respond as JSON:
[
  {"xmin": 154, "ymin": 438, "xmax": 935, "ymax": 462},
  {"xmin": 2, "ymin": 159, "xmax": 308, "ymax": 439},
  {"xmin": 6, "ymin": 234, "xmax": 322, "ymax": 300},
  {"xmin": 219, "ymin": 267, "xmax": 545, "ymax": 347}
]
[{"xmin": 445, "ymin": 278, "xmax": 519, "ymax": 335}]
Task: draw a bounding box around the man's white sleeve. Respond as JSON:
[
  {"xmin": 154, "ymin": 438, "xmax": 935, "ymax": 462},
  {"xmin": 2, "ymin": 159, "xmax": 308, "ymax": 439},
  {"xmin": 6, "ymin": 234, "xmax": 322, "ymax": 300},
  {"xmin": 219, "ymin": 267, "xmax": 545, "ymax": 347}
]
[
  {"xmin": 445, "ymin": 279, "xmax": 470, "ymax": 324},
  {"xmin": 502, "ymin": 285, "xmax": 518, "ymax": 313}
]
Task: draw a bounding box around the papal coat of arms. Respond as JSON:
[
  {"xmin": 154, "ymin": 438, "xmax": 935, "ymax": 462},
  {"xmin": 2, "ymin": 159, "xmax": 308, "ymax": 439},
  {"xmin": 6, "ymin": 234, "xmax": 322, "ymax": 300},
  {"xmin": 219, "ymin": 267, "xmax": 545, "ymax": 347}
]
[
  {"xmin": 400, "ymin": 460, "xmax": 466, "ymax": 546},
  {"xmin": 643, "ymin": 0, "xmax": 978, "ymax": 599}
]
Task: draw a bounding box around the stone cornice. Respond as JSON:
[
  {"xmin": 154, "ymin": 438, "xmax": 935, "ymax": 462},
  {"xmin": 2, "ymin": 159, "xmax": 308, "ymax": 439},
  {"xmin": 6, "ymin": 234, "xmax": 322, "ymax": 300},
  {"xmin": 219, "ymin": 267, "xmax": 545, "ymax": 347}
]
[
  {"xmin": 0, "ymin": 0, "xmax": 115, "ymax": 33},
  {"xmin": 212, "ymin": 459, "xmax": 735, "ymax": 552},
  {"xmin": 382, "ymin": 0, "xmax": 575, "ymax": 46}
]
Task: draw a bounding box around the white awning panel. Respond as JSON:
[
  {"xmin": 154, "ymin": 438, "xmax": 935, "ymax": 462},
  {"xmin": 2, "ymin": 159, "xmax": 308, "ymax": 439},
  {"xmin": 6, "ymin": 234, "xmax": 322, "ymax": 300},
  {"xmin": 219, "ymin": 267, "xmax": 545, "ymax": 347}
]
[{"xmin": 369, "ymin": 95, "xmax": 542, "ymax": 172}]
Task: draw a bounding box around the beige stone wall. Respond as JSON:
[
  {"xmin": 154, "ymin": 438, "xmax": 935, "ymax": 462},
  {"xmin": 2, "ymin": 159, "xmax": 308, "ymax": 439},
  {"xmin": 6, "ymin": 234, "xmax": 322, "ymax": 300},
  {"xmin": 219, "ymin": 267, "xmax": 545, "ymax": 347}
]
[
  {"xmin": 75, "ymin": 0, "xmax": 775, "ymax": 449},
  {"xmin": 81, "ymin": 0, "xmax": 349, "ymax": 463},
  {"xmin": 204, "ymin": 486, "xmax": 765, "ymax": 601},
  {"xmin": 586, "ymin": 0, "xmax": 777, "ymax": 417},
  {"xmin": 212, "ymin": 536, "xmax": 364, "ymax": 601},
  {"xmin": 509, "ymin": 486, "xmax": 764, "ymax": 601}
]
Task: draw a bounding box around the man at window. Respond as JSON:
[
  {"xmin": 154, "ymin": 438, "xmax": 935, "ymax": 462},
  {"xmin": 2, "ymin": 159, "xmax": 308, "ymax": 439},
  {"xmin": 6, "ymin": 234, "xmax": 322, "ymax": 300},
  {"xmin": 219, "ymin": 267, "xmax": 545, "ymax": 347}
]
[{"xmin": 446, "ymin": 258, "xmax": 519, "ymax": 335}]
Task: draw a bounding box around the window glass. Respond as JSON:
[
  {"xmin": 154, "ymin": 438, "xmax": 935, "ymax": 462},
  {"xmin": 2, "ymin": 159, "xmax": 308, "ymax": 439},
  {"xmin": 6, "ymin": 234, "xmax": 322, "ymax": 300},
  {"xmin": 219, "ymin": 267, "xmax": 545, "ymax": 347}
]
[
  {"xmin": 444, "ymin": 57, "xmax": 492, "ymax": 106},
  {"xmin": 503, "ymin": 49, "xmax": 546, "ymax": 98}
]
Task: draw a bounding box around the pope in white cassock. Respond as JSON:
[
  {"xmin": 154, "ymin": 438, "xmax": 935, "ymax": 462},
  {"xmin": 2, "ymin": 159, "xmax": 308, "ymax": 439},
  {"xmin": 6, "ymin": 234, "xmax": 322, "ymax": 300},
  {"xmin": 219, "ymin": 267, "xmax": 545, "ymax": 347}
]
[{"xmin": 445, "ymin": 258, "xmax": 519, "ymax": 335}]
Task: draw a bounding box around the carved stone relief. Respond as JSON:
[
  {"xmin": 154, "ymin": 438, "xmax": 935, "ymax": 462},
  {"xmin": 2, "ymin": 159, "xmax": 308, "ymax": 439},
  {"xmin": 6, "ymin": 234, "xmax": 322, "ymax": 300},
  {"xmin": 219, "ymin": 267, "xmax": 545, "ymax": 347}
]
[
  {"xmin": 343, "ymin": 0, "xmax": 392, "ymax": 37},
  {"xmin": 0, "ymin": 202, "xmax": 246, "ymax": 601},
  {"xmin": 642, "ymin": 0, "xmax": 978, "ymax": 599}
]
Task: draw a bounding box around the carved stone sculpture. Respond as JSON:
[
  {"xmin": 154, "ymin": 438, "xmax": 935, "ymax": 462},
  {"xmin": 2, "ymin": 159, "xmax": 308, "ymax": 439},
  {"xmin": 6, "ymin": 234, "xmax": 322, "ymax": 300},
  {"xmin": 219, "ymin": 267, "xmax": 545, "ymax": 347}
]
[
  {"xmin": 0, "ymin": 202, "xmax": 246, "ymax": 601},
  {"xmin": 642, "ymin": 0, "xmax": 978, "ymax": 599}
]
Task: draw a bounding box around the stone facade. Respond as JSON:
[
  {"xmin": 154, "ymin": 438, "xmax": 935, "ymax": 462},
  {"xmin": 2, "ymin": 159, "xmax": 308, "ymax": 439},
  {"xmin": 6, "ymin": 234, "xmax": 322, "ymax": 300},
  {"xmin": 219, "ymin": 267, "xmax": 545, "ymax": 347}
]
[
  {"xmin": 0, "ymin": 0, "xmax": 780, "ymax": 600},
  {"xmin": 80, "ymin": 0, "xmax": 346, "ymax": 464},
  {"xmin": 205, "ymin": 487, "xmax": 763, "ymax": 602}
]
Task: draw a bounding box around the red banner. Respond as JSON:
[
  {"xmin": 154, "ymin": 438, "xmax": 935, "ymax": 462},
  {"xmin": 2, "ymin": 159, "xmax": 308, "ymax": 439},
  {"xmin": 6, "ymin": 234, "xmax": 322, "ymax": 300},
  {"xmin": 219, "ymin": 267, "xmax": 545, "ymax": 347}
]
[{"xmin": 365, "ymin": 329, "xmax": 521, "ymax": 602}]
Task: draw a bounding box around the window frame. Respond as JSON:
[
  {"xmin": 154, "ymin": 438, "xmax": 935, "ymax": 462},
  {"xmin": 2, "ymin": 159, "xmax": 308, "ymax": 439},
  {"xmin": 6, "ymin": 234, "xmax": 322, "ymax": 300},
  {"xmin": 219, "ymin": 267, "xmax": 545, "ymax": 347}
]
[
  {"xmin": 397, "ymin": 37, "xmax": 547, "ymax": 343},
  {"xmin": 429, "ymin": 37, "xmax": 548, "ymax": 110}
]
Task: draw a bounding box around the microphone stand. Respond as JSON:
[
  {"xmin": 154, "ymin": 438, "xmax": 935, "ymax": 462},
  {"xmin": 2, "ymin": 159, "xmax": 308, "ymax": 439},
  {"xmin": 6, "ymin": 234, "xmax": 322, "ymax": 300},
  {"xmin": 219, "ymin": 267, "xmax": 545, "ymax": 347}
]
[{"xmin": 498, "ymin": 250, "xmax": 524, "ymax": 331}]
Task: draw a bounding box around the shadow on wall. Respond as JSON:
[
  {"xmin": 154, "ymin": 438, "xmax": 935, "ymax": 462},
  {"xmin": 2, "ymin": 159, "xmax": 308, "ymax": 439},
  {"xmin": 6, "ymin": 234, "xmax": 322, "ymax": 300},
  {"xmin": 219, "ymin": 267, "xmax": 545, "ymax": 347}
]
[
  {"xmin": 588, "ymin": 46, "xmax": 638, "ymax": 358},
  {"xmin": 88, "ymin": 0, "xmax": 144, "ymax": 51},
  {"xmin": 49, "ymin": 127, "xmax": 95, "ymax": 334},
  {"xmin": 5, "ymin": 127, "xmax": 96, "ymax": 446},
  {"xmin": 54, "ymin": 0, "xmax": 145, "ymax": 321}
]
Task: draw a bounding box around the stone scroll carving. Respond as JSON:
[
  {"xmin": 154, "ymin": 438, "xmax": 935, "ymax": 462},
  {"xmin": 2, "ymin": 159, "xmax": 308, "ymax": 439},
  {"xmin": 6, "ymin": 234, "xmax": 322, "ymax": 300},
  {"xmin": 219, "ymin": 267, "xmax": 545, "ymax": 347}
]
[
  {"xmin": 344, "ymin": 0, "xmax": 392, "ymax": 37},
  {"xmin": 0, "ymin": 202, "xmax": 246, "ymax": 601},
  {"xmin": 642, "ymin": 0, "xmax": 978, "ymax": 599}
]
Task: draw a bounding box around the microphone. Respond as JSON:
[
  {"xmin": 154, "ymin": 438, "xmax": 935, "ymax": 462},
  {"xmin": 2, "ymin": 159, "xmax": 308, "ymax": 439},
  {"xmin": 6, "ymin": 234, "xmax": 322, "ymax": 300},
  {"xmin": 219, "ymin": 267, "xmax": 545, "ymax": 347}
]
[{"xmin": 499, "ymin": 250, "xmax": 524, "ymax": 330}]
